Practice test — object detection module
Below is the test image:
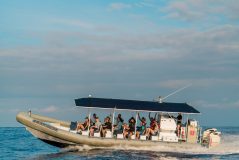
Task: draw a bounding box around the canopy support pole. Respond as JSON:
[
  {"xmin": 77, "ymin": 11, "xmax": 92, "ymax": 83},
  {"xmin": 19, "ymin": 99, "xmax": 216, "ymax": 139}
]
[
  {"xmin": 111, "ymin": 107, "xmax": 116, "ymax": 137},
  {"xmin": 197, "ymin": 115, "xmax": 202, "ymax": 144},
  {"xmin": 185, "ymin": 114, "xmax": 189, "ymax": 142},
  {"xmin": 87, "ymin": 108, "xmax": 91, "ymax": 136},
  {"xmin": 134, "ymin": 111, "xmax": 138, "ymax": 139}
]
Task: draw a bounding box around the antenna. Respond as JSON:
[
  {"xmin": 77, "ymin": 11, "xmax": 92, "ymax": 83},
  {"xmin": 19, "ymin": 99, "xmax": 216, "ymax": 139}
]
[{"xmin": 157, "ymin": 84, "xmax": 192, "ymax": 103}]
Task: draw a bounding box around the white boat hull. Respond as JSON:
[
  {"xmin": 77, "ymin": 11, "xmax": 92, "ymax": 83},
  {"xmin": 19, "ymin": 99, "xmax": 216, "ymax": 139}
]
[{"xmin": 16, "ymin": 112, "xmax": 203, "ymax": 149}]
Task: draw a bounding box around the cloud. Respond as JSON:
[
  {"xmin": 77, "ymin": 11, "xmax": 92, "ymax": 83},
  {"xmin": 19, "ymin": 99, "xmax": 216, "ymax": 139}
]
[
  {"xmin": 162, "ymin": 1, "xmax": 204, "ymax": 21},
  {"xmin": 0, "ymin": 25, "xmax": 239, "ymax": 96},
  {"xmin": 160, "ymin": 0, "xmax": 239, "ymax": 22},
  {"xmin": 193, "ymin": 99, "xmax": 239, "ymax": 109},
  {"xmin": 37, "ymin": 105, "xmax": 58, "ymax": 113},
  {"xmin": 108, "ymin": 3, "xmax": 131, "ymax": 11},
  {"xmin": 1, "ymin": 105, "xmax": 59, "ymax": 114},
  {"xmin": 0, "ymin": 17, "xmax": 238, "ymax": 108},
  {"xmin": 158, "ymin": 78, "xmax": 239, "ymax": 89},
  {"xmin": 50, "ymin": 18, "xmax": 94, "ymax": 29},
  {"xmin": 1, "ymin": 24, "xmax": 238, "ymax": 66},
  {"xmin": 107, "ymin": 1, "xmax": 239, "ymax": 23},
  {"xmin": 0, "ymin": 108, "xmax": 20, "ymax": 113},
  {"xmin": 134, "ymin": 1, "xmax": 156, "ymax": 8},
  {"xmin": 108, "ymin": 0, "xmax": 161, "ymax": 11},
  {"xmin": 1, "ymin": 0, "xmax": 239, "ymax": 127}
]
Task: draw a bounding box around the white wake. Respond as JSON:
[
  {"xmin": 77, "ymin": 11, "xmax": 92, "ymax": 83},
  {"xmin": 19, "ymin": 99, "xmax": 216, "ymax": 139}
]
[{"xmin": 62, "ymin": 134, "xmax": 239, "ymax": 155}]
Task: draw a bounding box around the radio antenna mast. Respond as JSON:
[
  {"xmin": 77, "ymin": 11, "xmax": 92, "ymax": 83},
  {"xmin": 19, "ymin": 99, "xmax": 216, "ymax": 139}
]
[{"xmin": 158, "ymin": 84, "xmax": 192, "ymax": 103}]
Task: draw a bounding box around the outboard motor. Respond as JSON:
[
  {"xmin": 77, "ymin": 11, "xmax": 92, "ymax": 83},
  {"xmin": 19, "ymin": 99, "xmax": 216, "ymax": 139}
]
[{"xmin": 202, "ymin": 128, "xmax": 221, "ymax": 147}]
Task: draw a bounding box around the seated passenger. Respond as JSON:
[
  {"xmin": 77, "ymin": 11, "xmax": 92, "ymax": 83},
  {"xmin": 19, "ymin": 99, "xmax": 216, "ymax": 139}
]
[
  {"xmin": 101, "ymin": 116, "xmax": 112, "ymax": 137},
  {"xmin": 148, "ymin": 112, "xmax": 157, "ymax": 122},
  {"xmin": 76, "ymin": 117, "xmax": 90, "ymax": 133},
  {"xmin": 122, "ymin": 123, "xmax": 129, "ymax": 138},
  {"xmin": 114, "ymin": 114, "xmax": 124, "ymax": 134},
  {"xmin": 136, "ymin": 113, "xmax": 147, "ymax": 139},
  {"xmin": 145, "ymin": 119, "xmax": 159, "ymax": 138},
  {"xmin": 90, "ymin": 117, "xmax": 102, "ymax": 136},
  {"xmin": 128, "ymin": 117, "xmax": 136, "ymax": 139},
  {"xmin": 91, "ymin": 113, "xmax": 97, "ymax": 126},
  {"xmin": 116, "ymin": 114, "xmax": 124, "ymax": 128}
]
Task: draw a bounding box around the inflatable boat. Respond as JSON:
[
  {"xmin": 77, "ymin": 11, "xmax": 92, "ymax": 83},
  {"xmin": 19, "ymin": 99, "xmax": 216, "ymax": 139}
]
[{"xmin": 16, "ymin": 97, "xmax": 221, "ymax": 149}]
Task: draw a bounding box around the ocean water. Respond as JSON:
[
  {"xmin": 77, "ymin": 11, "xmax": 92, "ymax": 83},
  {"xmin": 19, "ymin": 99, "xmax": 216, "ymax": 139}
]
[{"xmin": 0, "ymin": 127, "xmax": 239, "ymax": 160}]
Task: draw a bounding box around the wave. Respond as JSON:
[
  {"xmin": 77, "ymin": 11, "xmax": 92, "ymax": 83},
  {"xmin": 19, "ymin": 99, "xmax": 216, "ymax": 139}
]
[{"xmin": 61, "ymin": 134, "xmax": 239, "ymax": 155}]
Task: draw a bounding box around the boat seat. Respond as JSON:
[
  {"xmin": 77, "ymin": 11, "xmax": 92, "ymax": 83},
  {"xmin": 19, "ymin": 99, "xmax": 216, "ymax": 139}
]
[
  {"xmin": 131, "ymin": 135, "xmax": 135, "ymax": 140},
  {"xmin": 151, "ymin": 135, "xmax": 158, "ymax": 141},
  {"xmin": 94, "ymin": 132, "xmax": 101, "ymax": 137},
  {"xmin": 117, "ymin": 134, "xmax": 124, "ymax": 139},
  {"xmin": 82, "ymin": 130, "xmax": 89, "ymax": 136},
  {"xmin": 140, "ymin": 135, "xmax": 147, "ymax": 140},
  {"xmin": 150, "ymin": 131, "xmax": 159, "ymax": 141},
  {"xmin": 105, "ymin": 131, "xmax": 112, "ymax": 138}
]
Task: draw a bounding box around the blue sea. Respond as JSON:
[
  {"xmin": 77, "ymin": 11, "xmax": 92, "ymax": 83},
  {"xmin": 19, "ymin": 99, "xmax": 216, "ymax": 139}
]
[{"xmin": 0, "ymin": 127, "xmax": 239, "ymax": 160}]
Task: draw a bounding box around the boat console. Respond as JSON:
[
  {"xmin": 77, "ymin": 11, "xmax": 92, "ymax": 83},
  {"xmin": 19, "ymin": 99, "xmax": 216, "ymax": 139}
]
[{"xmin": 158, "ymin": 115, "xmax": 178, "ymax": 142}]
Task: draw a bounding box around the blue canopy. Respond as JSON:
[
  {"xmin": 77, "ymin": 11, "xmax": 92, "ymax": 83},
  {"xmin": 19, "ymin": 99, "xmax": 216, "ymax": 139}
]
[{"xmin": 75, "ymin": 97, "xmax": 200, "ymax": 114}]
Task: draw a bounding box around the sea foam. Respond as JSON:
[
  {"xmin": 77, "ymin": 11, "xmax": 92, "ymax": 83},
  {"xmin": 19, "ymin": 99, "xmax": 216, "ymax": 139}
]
[{"xmin": 62, "ymin": 134, "xmax": 239, "ymax": 155}]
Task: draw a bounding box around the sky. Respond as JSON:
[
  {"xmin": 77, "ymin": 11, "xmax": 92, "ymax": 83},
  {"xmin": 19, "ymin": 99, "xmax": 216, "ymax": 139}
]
[{"xmin": 0, "ymin": 0, "xmax": 239, "ymax": 127}]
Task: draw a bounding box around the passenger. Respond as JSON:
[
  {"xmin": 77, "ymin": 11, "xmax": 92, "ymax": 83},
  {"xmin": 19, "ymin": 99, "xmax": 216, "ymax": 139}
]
[
  {"xmin": 101, "ymin": 116, "xmax": 112, "ymax": 137},
  {"xmin": 121, "ymin": 117, "xmax": 135, "ymax": 139},
  {"xmin": 91, "ymin": 113, "xmax": 97, "ymax": 126},
  {"xmin": 114, "ymin": 114, "xmax": 124, "ymax": 134},
  {"xmin": 136, "ymin": 113, "xmax": 147, "ymax": 139},
  {"xmin": 148, "ymin": 112, "xmax": 157, "ymax": 122},
  {"xmin": 127, "ymin": 117, "xmax": 136, "ymax": 139},
  {"xmin": 116, "ymin": 114, "xmax": 124, "ymax": 127},
  {"xmin": 148, "ymin": 113, "xmax": 157, "ymax": 130},
  {"xmin": 176, "ymin": 113, "xmax": 182, "ymax": 136},
  {"xmin": 145, "ymin": 119, "xmax": 159, "ymax": 139},
  {"xmin": 122, "ymin": 123, "xmax": 129, "ymax": 139},
  {"xmin": 76, "ymin": 117, "xmax": 90, "ymax": 133},
  {"xmin": 90, "ymin": 117, "xmax": 102, "ymax": 136}
]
